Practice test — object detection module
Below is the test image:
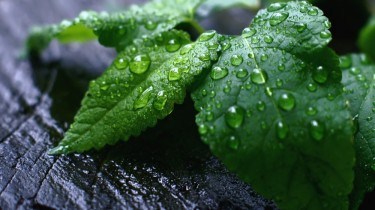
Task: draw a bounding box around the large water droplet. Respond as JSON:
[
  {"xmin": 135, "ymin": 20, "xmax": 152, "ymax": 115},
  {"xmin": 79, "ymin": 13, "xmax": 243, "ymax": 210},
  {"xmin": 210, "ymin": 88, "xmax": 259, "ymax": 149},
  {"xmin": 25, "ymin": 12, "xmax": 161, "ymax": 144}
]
[
  {"xmin": 264, "ymin": 35, "xmax": 274, "ymax": 44},
  {"xmin": 278, "ymin": 93, "xmax": 295, "ymax": 111},
  {"xmin": 236, "ymin": 69, "xmax": 248, "ymax": 78},
  {"xmin": 269, "ymin": 12, "xmax": 289, "ymax": 26},
  {"xmin": 242, "ymin": 28, "xmax": 257, "ymax": 38},
  {"xmin": 276, "ymin": 121, "xmax": 289, "ymax": 139},
  {"xmin": 198, "ymin": 124, "xmax": 208, "ymax": 135},
  {"xmin": 225, "ymin": 105, "xmax": 245, "ymax": 129},
  {"xmin": 230, "ymin": 55, "xmax": 243, "ymax": 66},
  {"xmin": 210, "ymin": 66, "xmax": 228, "ymax": 80},
  {"xmin": 309, "ymin": 120, "xmax": 325, "ymax": 141},
  {"xmin": 166, "ymin": 38, "xmax": 181, "ymax": 52},
  {"xmin": 251, "ymin": 68, "xmax": 268, "ymax": 84},
  {"xmin": 320, "ymin": 31, "xmax": 332, "ymax": 39},
  {"xmin": 153, "ymin": 91, "xmax": 167, "ymax": 111},
  {"xmin": 295, "ymin": 23, "xmax": 307, "ymax": 33},
  {"xmin": 129, "ymin": 54, "xmax": 151, "ymax": 74},
  {"xmin": 198, "ymin": 30, "xmax": 216, "ymax": 41},
  {"xmin": 134, "ymin": 86, "xmax": 153, "ymax": 110},
  {"xmin": 114, "ymin": 57, "xmax": 129, "ymax": 69},
  {"xmin": 168, "ymin": 67, "xmax": 181, "ymax": 81},
  {"xmin": 267, "ymin": 2, "xmax": 287, "ymax": 12},
  {"xmin": 312, "ymin": 66, "xmax": 328, "ymax": 84},
  {"xmin": 308, "ymin": 7, "xmax": 319, "ymax": 16},
  {"xmin": 261, "ymin": 54, "xmax": 268, "ymax": 61}
]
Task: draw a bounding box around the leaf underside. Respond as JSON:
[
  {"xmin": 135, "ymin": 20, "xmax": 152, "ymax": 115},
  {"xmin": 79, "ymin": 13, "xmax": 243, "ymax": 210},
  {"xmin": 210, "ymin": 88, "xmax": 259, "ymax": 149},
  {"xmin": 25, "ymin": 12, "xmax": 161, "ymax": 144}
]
[
  {"xmin": 340, "ymin": 54, "xmax": 375, "ymax": 210},
  {"xmin": 192, "ymin": 2, "xmax": 354, "ymax": 210}
]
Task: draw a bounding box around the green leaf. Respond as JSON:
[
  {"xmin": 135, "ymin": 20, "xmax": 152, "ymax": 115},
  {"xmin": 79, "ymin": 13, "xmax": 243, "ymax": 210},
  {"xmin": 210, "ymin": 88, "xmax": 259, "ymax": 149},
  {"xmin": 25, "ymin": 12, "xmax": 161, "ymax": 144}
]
[
  {"xmin": 192, "ymin": 2, "xmax": 354, "ymax": 210},
  {"xmin": 198, "ymin": 0, "xmax": 260, "ymax": 17},
  {"xmin": 359, "ymin": 17, "xmax": 375, "ymax": 62},
  {"xmin": 26, "ymin": 0, "xmax": 204, "ymax": 53},
  {"xmin": 49, "ymin": 29, "xmax": 222, "ymax": 154},
  {"xmin": 340, "ymin": 54, "xmax": 375, "ymax": 210}
]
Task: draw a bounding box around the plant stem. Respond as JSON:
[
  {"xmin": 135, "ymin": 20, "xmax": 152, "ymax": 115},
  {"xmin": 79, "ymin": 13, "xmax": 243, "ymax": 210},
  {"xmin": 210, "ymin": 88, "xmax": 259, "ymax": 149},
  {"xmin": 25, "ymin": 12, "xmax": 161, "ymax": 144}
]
[{"xmin": 188, "ymin": 19, "xmax": 205, "ymax": 35}]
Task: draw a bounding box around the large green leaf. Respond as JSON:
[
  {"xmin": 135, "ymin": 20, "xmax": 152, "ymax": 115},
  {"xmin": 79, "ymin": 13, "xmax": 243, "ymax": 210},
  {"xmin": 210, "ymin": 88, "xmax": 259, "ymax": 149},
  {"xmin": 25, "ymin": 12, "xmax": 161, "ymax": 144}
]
[
  {"xmin": 192, "ymin": 2, "xmax": 354, "ymax": 209},
  {"xmin": 340, "ymin": 54, "xmax": 375, "ymax": 210},
  {"xmin": 49, "ymin": 29, "xmax": 222, "ymax": 154},
  {"xmin": 26, "ymin": 0, "xmax": 203, "ymax": 53}
]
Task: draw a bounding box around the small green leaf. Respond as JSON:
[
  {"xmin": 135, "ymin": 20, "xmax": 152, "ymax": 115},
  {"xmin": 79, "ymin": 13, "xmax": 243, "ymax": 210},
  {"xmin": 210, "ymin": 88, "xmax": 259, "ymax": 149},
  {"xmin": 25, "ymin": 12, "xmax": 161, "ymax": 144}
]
[
  {"xmin": 26, "ymin": 0, "xmax": 204, "ymax": 53},
  {"xmin": 340, "ymin": 54, "xmax": 375, "ymax": 210},
  {"xmin": 49, "ymin": 29, "xmax": 221, "ymax": 154},
  {"xmin": 192, "ymin": 2, "xmax": 354, "ymax": 210},
  {"xmin": 359, "ymin": 17, "xmax": 375, "ymax": 62}
]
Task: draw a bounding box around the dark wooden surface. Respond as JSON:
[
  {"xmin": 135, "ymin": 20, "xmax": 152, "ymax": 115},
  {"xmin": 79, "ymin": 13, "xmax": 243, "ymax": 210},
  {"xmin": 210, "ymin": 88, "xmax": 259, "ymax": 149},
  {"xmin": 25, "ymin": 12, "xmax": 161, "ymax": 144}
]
[{"xmin": 0, "ymin": 1, "xmax": 276, "ymax": 209}]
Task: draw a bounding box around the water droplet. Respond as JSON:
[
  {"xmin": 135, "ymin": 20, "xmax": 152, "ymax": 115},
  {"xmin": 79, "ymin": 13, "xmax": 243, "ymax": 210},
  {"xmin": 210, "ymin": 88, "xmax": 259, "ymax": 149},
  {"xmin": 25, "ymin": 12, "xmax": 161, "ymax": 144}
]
[
  {"xmin": 251, "ymin": 68, "xmax": 268, "ymax": 84},
  {"xmin": 242, "ymin": 28, "xmax": 257, "ymax": 38},
  {"xmin": 350, "ymin": 67, "xmax": 361, "ymax": 75},
  {"xmin": 324, "ymin": 20, "xmax": 331, "ymax": 28},
  {"xmin": 306, "ymin": 107, "xmax": 317, "ymax": 116},
  {"xmin": 261, "ymin": 54, "xmax": 268, "ymax": 61},
  {"xmin": 264, "ymin": 35, "xmax": 274, "ymax": 44},
  {"xmin": 236, "ymin": 69, "xmax": 248, "ymax": 78},
  {"xmin": 309, "ymin": 120, "xmax": 325, "ymax": 141},
  {"xmin": 201, "ymin": 89, "xmax": 207, "ymax": 96},
  {"xmin": 267, "ymin": 2, "xmax": 287, "ymax": 12},
  {"xmin": 269, "ymin": 12, "xmax": 289, "ymax": 26},
  {"xmin": 206, "ymin": 111, "xmax": 214, "ymax": 121},
  {"xmin": 360, "ymin": 54, "xmax": 370, "ymax": 64},
  {"xmin": 339, "ymin": 56, "xmax": 352, "ymax": 69},
  {"xmin": 356, "ymin": 74, "xmax": 366, "ymax": 82},
  {"xmin": 168, "ymin": 67, "xmax": 181, "ymax": 81},
  {"xmin": 198, "ymin": 124, "xmax": 208, "ymax": 135},
  {"xmin": 114, "ymin": 57, "xmax": 129, "ymax": 69},
  {"xmin": 145, "ymin": 20, "xmax": 157, "ymax": 30},
  {"xmin": 223, "ymin": 85, "xmax": 231, "ymax": 93},
  {"xmin": 278, "ymin": 63, "xmax": 285, "ymax": 71},
  {"xmin": 198, "ymin": 52, "xmax": 210, "ymax": 61},
  {"xmin": 198, "ymin": 30, "xmax": 216, "ymax": 41},
  {"xmin": 231, "ymin": 55, "xmax": 243, "ymax": 66},
  {"xmin": 261, "ymin": 121, "xmax": 268, "ymax": 130},
  {"xmin": 153, "ymin": 91, "xmax": 167, "ymax": 111},
  {"xmin": 210, "ymin": 66, "xmax": 228, "ymax": 80},
  {"xmin": 225, "ymin": 105, "xmax": 245, "ymax": 129},
  {"xmin": 307, "ymin": 83, "xmax": 317, "ymax": 92},
  {"xmin": 166, "ymin": 39, "xmax": 181, "ymax": 52},
  {"xmin": 278, "ymin": 93, "xmax": 295, "ymax": 111},
  {"xmin": 134, "ymin": 86, "xmax": 153, "ymax": 110},
  {"xmin": 295, "ymin": 23, "xmax": 307, "ymax": 32},
  {"xmin": 265, "ymin": 87, "xmax": 273, "ymax": 96},
  {"xmin": 256, "ymin": 101, "xmax": 266, "ymax": 111},
  {"xmin": 312, "ymin": 66, "xmax": 328, "ymax": 84},
  {"xmin": 276, "ymin": 121, "xmax": 289, "ymax": 139},
  {"xmin": 320, "ymin": 31, "xmax": 332, "ymax": 39},
  {"xmin": 251, "ymin": 37, "xmax": 260, "ymax": 44},
  {"xmin": 227, "ymin": 136, "xmax": 239, "ymax": 150},
  {"xmin": 129, "ymin": 54, "xmax": 151, "ymax": 74},
  {"xmin": 180, "ymin": 44, "xmax": 193, "ymax": 55},
  {"xmin": 276, "ymin": 79, "xmax": 283, "ymax": 87},
  {"xmin": 308, "ymin": 7, "xmax": 319, "ymax": 16},
  {"xmin": 248, "ymin": 52, "xmax": 255, "ymax": 59},
  {"xmin": 300, "ymin": 6, "xmax": 308, "ymax": 13}
]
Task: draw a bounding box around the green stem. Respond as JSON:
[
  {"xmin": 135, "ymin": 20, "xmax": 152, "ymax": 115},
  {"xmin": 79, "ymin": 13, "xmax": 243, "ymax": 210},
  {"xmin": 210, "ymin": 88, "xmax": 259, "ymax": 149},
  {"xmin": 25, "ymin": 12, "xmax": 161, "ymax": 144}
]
[{"xmin": 188, "ymin": 19, "xmax": 205, "ymax": 35}]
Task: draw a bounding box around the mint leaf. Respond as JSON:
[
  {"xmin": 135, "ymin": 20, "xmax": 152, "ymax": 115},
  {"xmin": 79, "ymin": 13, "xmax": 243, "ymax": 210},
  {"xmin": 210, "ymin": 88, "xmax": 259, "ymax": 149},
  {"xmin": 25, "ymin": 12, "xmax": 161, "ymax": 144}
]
[
  {"xmin": 340, "ymin": 54, "xmax": 375, "ymax": 210},
  {"xmin": 26, "ymin": 0, "xmax": 204, "ymax": 53},
  {"xmin": 192, "ymin": 2, "xmax": 354, "ymax": 209},
  {"xmin": 49, "ymin": 29, "xmax": 221, "ymax": 154},
  {"xmin": 359, "ymin": 17, "xmax": 375, "ymax": 62}
]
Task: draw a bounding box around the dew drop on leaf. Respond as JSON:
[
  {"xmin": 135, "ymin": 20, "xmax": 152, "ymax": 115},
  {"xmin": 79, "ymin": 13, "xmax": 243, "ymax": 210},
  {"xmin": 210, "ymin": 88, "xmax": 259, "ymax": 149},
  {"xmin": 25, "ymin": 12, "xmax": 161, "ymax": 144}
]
[
  {"xmin": 166, "ymin": 38, "xmax": 181, "ymax": 52},
  {"xmin": 350, "ymin": 67, "xmax": 361, "ymax": 75},
  {"xmin": 307, "ymin": 7, "xmax": 318, "ymax": 16},
  {"xmin": 309, "ymin": 120, "xmax": 325, "ymax": 141},
  {"xmin": 295, "ymin": 23, "xmax": 307, "ymax": 33},
  {"xmin": 198, "ymin": 30, "xmax": 216, "ymax": 42},
  {"xmin": 320, "ymin": 31, "xmax": 332, "ymax": 39},
  {"xmin": 276, "ymin": 121, "xmax": 289, "ymax": 139},
  {"xmin": 312, "ymin": 66, "xmax": 328, "ymax": 84},
  {"xmin": 225, "ymin": 105, "xmax": 245, "ymax": 129},
  {"xmin": 306, "ymin": 106, "xmax": 317, "ymax": 116},
  {"xmin": 114, "ymin": 57, "xmax": 129, "ymax": 69},
  {"xmin": 264, "ymin": 35, "xmax": 274, "ymax": 44},
  {"xmin": 179, "ymin": 44, "xmax": 193, "ymax": 55},
  {"xmin": 278, "ymin": 63, "xmax": 285, "ymax": 71},
  {"xmin": 251, "ymin": 68, "xmax": 268, "ymax": 84},
  {"xmin": 269, "ymin": 12, "xmax": 289, "ymax": 26},
  {"xmin": 230, "ymin": 55, "xmax": 243, "ymax": 66},
  {"xmin": 129, "ymin": 54, "xmax": 151, "ymax": 74},
  {"xmin": 134, "ymin": 86, "xmax": 153, "ymax": 110},
  {"xmin": 248, "ymin": 52, "xmax": 255, "ymax": 59},
  {"xmin": 261, "ymin": 54, "xmax": 269, "ymax": 61},
  {"xmin": 198, "ymin": 52, "xmax": 210, "ymax": 61},
  {"xmin": 307, "ymin": 83, "xmax": 317, "ymax": 92},
  {"xmin": 242, "ymin": 28, "xmax": 257, "ymax": 38},
  {"xmin": 276, "ymin": 78, "xmax": 283, "ymax": 87},
  {"xmin": 144, "ymin": 20, "xmax": 157, "ymax": 30},
  {"xmin": 227, "ymin": 136, "xmax": 239, "ymax": 150},
  {"xmin": 153, "ymin": 90, "xmax": 167, "ymax": 111},
  {"xmin": 236, "ymin": 68, "xmax": 248, "ymax": 78},
  {"xmin": 198, "ymin": 124, "xmax": 208, "ymax": 135},
  {"xmin": 339, "ymin": 55, "xmax": 352, "ymax": 68},
  {"xmin": 278, "ymin": 93, "xmax": 296, "ymax": 111},
  {"xmin": 210, "ymin": 66, "xmax": 229, "ymax": 80},
  {"xmin": 168, "ymin": 67, "xmax": 181, "ymax": 81},
  {"xmin": 256, "ymin": 101, "xmax": 266, "ymax": 112},
  {"xmin": 267, "ymin": 2, "xmax": 287, "ymax": 12}
]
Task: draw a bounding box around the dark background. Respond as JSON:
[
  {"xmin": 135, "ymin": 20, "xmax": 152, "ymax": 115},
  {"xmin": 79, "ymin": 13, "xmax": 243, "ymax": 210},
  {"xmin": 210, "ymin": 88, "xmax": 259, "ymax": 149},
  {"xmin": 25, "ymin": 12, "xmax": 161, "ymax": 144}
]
[{"xmin": 0, "ymin": 0, "xmax": 373, "ymax": 209}]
